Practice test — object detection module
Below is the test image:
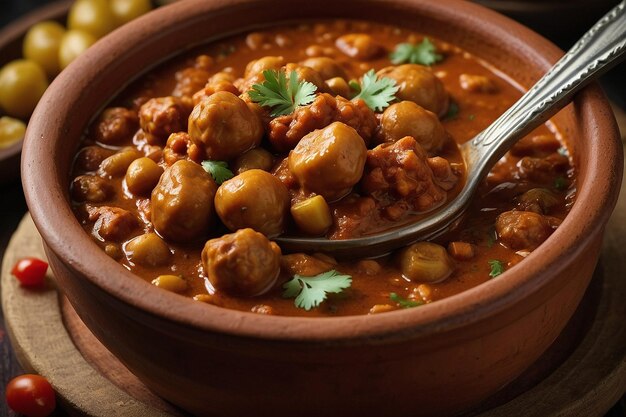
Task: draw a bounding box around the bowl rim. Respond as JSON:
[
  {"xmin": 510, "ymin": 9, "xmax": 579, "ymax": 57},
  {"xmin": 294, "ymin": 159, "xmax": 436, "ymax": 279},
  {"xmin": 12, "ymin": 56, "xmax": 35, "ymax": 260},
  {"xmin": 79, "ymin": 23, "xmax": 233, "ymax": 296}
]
[{"xmin": 22, "ymin": 0, "xmax": 623, "ymax": 342}]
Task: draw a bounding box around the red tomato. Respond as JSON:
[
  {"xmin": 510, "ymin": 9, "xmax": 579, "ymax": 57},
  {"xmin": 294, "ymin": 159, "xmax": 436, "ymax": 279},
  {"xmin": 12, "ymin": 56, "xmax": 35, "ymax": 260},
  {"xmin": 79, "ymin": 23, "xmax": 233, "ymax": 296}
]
[
  {"xmin": 11, "ymin": 257, "xmax": 48, "ymax": 287},
  {"xmin": 5, "ymin": 374, "xmax": 56, "ymax": 417}
]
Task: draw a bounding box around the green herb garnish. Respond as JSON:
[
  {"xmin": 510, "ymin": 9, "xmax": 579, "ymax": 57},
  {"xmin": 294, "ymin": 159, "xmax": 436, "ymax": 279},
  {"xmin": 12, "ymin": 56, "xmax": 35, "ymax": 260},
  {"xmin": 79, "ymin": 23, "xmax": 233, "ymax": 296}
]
[
  {"xmin": 390, "ymin": 292, "xmax": 423, "ymax": 308},
  {"xmin": 282, "ymin": 270, "xmax": 352, "ymax": 311},
  {"xmin": 353, "ymin": 69, "xmax": 399, "ymax": 112},
  {"xmin": 389, "ymin": 38, "xmax": 443, "ymax": 66},
  {"xmin": 444, "ymin": 101, "xmax": 459, "ymax": 120},
  {"xmin": 554, "ymin": 176, "xmax": 568, "ymax": 191},
  {"xmin": 468, "ymin": 114, "xmax": 476, "ymax": 121},
  {"xmin": 348, "ymin": 79, "xmax": 361, "ymax": 93},
  {"xmin": 201, "ymin": 160, "xmax": 234, "ymax": 185},
  {"xmin": 248, "ymin": 69, "xmax": 317, "ymax": 117},
  {"xmin": 488, "ymin": 259, "xmax": 505, "ymax": 278}
]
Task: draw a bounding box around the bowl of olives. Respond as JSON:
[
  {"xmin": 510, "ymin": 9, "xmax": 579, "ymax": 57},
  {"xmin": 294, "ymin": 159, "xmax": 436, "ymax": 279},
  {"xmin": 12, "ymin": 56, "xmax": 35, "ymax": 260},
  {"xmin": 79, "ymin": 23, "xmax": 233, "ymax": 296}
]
[{"xmin": 0, "ymin": 0, "xmax": 154, "ymax": 184}]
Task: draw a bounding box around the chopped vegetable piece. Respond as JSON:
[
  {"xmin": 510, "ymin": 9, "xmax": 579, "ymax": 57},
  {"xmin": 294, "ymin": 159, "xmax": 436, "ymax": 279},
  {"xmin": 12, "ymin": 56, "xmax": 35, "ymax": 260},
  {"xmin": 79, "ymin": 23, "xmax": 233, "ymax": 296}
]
[
  {"xmin": 488, "ymin": 259, "xmax": 505, "ymax": 278},
  {"xmin": 389, "ymin": 38, "xmax": 443, "ymax": 66},
  {"xmin": 248, "ymin": 69, "xmax": 317, "ymax": 116},
  {"xmin": 444, "ymin": 101, "xmax": 459, "ymax": 120},
  {"xmin": 201, "ymin": 160, "xmax": 234, "ymax": 185},
  {"xmin": 348, "ymin": 79, "xmax": 361, "ymax": 93},
  {"xmin": 353, "ymin": 69, "xmax": 399, "ymax": 112},
  {"xmin": 6, "ymin": 374, "xmax": 56, "ymax": 417},
  {"xmin": 282, "ymin": 270, "xmax": 352, "ymax": 310},
  {"xmin": 554, "ymin": 176, "xmax": 568, "ymax": 191},
  {"xmin": 11, "ymin": 257, "xmax": 48, "ymax": 287},
  {"xmin": 290, "ymin": 195, "xmax": 333, "ymax": 236},
  {"xmin": 390, "ymin": 292, "xmax": 423, "ymax": 308}
]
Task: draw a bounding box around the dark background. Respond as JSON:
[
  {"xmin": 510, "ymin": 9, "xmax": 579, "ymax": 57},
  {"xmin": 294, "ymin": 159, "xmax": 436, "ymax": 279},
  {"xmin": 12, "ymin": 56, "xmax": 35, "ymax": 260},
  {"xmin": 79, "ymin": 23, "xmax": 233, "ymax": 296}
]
[{"xmin": 1, "ymin": 0, "xmax": 625, "ymax": 415}]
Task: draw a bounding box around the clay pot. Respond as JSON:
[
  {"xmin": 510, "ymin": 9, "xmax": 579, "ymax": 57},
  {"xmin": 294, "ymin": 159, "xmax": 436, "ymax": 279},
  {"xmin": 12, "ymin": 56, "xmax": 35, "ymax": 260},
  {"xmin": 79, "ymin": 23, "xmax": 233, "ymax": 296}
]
[{"xmin": 22, "ymin": 0, "xmax": 623, "ymax": 416}]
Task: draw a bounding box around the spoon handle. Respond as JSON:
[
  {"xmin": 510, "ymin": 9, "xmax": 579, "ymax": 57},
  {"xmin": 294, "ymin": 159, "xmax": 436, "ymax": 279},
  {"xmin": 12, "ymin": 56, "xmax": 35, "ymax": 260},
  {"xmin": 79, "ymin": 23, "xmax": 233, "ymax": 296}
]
[{"xmin": 464, "ymin": 0, "xmax": 626, "ymax": 179}]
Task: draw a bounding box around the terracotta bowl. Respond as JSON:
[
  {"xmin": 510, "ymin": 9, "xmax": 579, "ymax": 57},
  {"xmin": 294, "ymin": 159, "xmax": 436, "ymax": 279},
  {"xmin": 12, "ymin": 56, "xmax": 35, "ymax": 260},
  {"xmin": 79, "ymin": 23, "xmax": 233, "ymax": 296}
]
[
  {"xmin": 22, "ymin": 0, "xmax": 623, "ymax": 416},
  {"xmin": 0, "ymin": 0, "xmax": 71, "ymax": 185}
]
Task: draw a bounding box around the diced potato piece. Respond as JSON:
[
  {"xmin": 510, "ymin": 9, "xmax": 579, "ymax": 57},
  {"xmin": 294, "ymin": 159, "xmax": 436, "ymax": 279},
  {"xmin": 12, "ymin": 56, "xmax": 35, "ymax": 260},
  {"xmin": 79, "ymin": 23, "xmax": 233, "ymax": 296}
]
[
  {"xmin": 290, "ymin": 195, "xmax": 333, "ymax": 236},
  {"xmin": 152, "ymin": 275, "xmax": 187, "ymax": 293},
  {"xmin": 447, "ymin": 241, "xmax": 476, "ymax": 261}
]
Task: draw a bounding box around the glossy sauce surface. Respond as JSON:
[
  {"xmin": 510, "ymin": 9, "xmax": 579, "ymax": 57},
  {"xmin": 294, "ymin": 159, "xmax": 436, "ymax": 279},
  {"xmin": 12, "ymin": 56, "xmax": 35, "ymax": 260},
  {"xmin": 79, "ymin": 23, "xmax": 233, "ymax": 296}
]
[{"xmin": 70, "ymin": 20, "xmax": 575, "ymax": 316}]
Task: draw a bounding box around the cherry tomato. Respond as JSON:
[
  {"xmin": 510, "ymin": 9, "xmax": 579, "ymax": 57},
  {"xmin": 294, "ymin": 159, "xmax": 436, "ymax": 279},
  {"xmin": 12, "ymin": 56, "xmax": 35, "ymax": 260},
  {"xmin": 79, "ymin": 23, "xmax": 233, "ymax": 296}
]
[
  {"xmin": 5, "ymin": 374, "xmax": 56, "ymax": 417},
  {"xmin": 11, "ymin": 257, "xmax": 49, "ymax": 287}
]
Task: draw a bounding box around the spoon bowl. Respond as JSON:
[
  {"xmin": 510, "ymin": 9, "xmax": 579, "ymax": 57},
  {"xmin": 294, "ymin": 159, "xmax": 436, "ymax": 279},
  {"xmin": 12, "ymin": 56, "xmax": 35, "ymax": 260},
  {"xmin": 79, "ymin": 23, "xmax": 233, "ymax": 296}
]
[{"xmin": 275, "ymin": 0, "xmax": 626, "ymax": 258}]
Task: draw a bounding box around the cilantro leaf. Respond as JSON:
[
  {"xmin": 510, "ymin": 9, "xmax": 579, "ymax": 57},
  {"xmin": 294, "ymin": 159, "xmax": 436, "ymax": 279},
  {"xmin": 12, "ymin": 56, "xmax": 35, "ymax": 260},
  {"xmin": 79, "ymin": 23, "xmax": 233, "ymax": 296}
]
[
  {"xmin": 554, "ymin": 176, "xmax": 568, "ymax": 191},
  {"xmin": 390, "ymin": 292, "xmax": 423, "ymax": 308},
  {"xmin": 282, "ymin": 270, "xmax": 352, "ymax": 311},
  {"xmin": 353, "ymin": 69, "xmax": 399, "ymax": 112},
  {"xmin": 390, "ymin": 38, "xmax": 443, "ymax": 66},
  {"xmin": 444, "ymin": 101, "xmax": 459, "ymax": 120},
  {"xmin": 488, "ymin": 259, "xmax": 505, "ymax": 278},
  {"xmin": 248, "ymin": 69, "xmax": 317, "ymax": 117},
  {"xmin": 201, "ymin": 160, "xmax": 234, "ymax": 185}
]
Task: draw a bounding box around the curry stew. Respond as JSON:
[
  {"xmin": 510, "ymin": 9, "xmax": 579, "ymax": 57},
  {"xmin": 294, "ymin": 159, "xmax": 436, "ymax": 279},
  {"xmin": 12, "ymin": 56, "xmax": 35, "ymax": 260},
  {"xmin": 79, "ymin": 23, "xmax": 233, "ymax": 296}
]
[{"xmin": 70, "ymin": 20, "xmax": 574, "ymax": 316}]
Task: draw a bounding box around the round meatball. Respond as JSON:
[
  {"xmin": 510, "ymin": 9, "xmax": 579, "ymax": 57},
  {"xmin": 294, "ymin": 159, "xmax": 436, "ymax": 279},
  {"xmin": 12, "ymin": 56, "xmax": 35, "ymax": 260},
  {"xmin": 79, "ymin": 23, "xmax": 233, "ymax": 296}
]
[
  {"xmin": 496, "ymin": 210, "xmax": 560, "ymax": 250},
  {"xmin": 379, "ymin": 101, "xmax": 447, "ymax": 153},
  {"xmin": 188, "ymin": 91, "xmax": 263, "ymax": 161},
  {"xmin": 284, "ymin": 63, "xmax": 328, "ymax": 92},
  {"xmin": 202, "ymin": 228, "xmax": 281, "ymax": 297},
  {"xmin": 335, "ymin": 33, "xmax": 382, "ymax": 60},
  {"xmin": 215, "ymin": 169, "xmax": 289, "ymax": 237},
  {"xmin": 288, "ymin": 122, "xmax": 367, "ymax": 201},
  {"xmin": 92, "ymin": 107, "xmax": 138, "ymax": 145},
  {"xmin": 378, "ymin": 64, "xmax": 449, "ymax": 117},
  {"xmin": 151, "ymin": 160, "xmax": 217, "ymax": 242},
  {"xmin": 301, "ymin": 57, "xmax": 348, "ymax": 81},
  {"xmin": 139, "ymin": 96, "xmax": 191, "ymax": 139}
]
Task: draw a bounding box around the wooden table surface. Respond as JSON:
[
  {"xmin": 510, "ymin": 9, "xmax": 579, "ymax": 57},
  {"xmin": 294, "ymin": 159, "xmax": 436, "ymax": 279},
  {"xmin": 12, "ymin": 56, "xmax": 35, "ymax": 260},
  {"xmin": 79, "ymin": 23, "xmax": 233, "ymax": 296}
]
[{"xmin": 1, "ymin": 1, "xmax": 625, "ymax": 416}]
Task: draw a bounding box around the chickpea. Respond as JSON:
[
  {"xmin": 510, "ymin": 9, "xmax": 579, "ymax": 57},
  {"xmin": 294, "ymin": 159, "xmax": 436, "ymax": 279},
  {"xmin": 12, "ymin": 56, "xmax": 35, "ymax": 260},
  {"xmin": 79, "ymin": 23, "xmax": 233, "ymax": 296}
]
[
  {"xmin": 232, "ymin": 148, "xmax": 274, "ymax": 174},
  {"xmin": 0, "ymin": 59, "xmax": 48, "ymax": 119},
  {"xmin": 284, "ymin": 63, "xmax": 328, "ymax": 92},
  {"xmin": 379, "ymin": 101, "xmax": 447, "ymax": 153},
  {"xmin": 202, "ymin": 228, "xmax": 282, "ymax": 297},
  {"xmin": 23, "ymin": 21, "xmax": 66, "ymax": 77},
  {"xmin": 301, "ymin": 57, "xmax": 348, "ymax": 80},
  {"xmin": 98, "ymin": 148, "xmax": 142, "ymax": 178},
  {"xmin": 125, "ymin": 157, "xmax": 164, "ymax": 195},
  {"xmin": 215, "ymin": 169, "xmax": 290, "ymax": 237},
  {"xmin": 378, "ymin": 64, "xmax": 449, "ymax": 117},
  {"xmin": 125, "ymin": 232, "xmax": 171, "ymax": 267},
  {"xmin": 151, "ymin": 160, "xmax": 217, "ymax": 242},
  {"xmin": 152, "ymin": 275, "xmax": 187, "ymax": 293},
  {"xmin": 398, "ymin": 242, "xmax": 455, "ymax": 283},
  {"xmin": 325, "ymin": 77, "xmax": 350, "ymax": 98},
  {"xmin": 289, "ymin": 122, "xmax": 367, "ymax": 201},
  {"xmin": 244, "ymin": 56, "xmax": 285, "ymax": 78},
  {"xmin": 188, "ymin": 91, "xmax": 262, "ymax": 161},
  {"xmin": 335, "ymin": 33, "xmax": 382, "ymax": 60}
]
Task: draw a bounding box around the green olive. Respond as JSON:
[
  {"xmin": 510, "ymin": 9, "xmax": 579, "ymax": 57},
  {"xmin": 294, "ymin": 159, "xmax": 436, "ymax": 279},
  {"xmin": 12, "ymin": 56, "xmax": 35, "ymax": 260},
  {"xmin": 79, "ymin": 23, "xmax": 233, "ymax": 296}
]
[
  {"xmin": 0, "ymin": 60, "xmax": 48, "ymax": 119},
  {"xmin": 58, "ymin": 30, "xmax": 97, "ymax": 70},
  {"xmin": 110, "ymin": 0, "xmax": 152, "ymax": 26},
  {"xmin": 0, "ymin": 116, "xmax": 26, "ymax": 148},
  {"xmin": 398, "ymin": 242, "xmax": 455, "ymax": 283},
  {"xmin": 67, "ymin": 0, "xmax": 117, "ymax": 38},
  {"xmin": 22, "ymin": 21, "xmax": 66, "ymax": 77}
]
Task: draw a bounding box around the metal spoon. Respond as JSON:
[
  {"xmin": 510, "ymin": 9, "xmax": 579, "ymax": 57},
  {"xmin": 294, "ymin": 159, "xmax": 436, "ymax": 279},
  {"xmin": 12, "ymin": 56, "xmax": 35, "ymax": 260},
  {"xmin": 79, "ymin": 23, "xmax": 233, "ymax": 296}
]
[{"xmin": 276, "ymin": 1, "xmax": 626, "ymax": 258}]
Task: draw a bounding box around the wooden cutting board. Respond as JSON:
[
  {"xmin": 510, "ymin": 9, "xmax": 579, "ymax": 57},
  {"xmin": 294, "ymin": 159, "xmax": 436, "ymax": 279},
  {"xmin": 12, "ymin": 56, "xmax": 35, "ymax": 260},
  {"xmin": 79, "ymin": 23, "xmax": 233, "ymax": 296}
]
[{"xmin": 2, "ymin": 127, "xmax": 625, "ymax": 416}]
